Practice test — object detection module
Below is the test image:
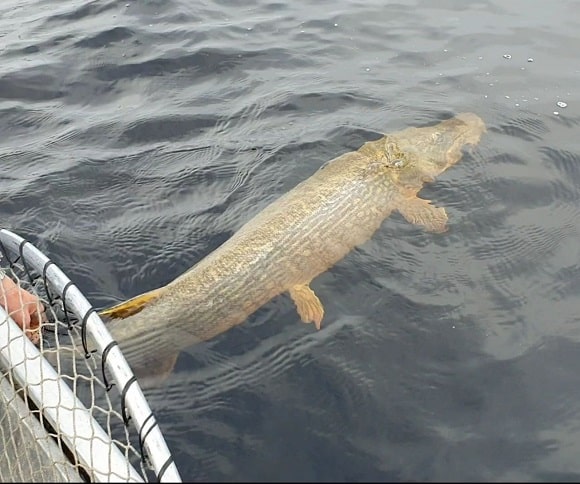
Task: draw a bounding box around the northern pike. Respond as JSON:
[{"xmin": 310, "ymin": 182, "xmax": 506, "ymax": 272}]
[{"xmin": 92, "ymin": 112, "xmax": 485, "ymax": 379}]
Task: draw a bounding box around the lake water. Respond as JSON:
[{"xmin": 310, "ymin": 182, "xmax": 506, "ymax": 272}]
[{"xmin": 1, "ymin": 0, "xmax": 580, "ymax": 481}]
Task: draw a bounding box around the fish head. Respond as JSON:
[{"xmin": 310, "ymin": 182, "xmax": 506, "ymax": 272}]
[{"xmin": 383, "ymin": 112, "xmax": 486, "ymax": 189}]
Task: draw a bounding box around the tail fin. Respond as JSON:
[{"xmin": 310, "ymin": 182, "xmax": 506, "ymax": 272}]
[{"xmin": 99, "ymin": 287, "xmax": 165, "ymax": 320}]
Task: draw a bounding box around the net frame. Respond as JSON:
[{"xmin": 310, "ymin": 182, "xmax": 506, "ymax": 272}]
[{"xmin": 0, "ymin": 228, "xmax": 181, "ymax": 482}]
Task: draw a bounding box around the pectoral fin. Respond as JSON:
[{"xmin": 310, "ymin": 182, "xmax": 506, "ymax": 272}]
[
  {"xmin": 99, "ymin": 287, "xmax": 165, "ymax": 320},
  {"xmin": 397, "ymin": 197, "xmax": 448, "ymax": 233},
  {"xmin": 289, "ymin": 283, "xmax": 325, "ymax": 330}
]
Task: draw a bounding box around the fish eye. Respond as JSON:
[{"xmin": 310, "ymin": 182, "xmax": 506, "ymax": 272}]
[{"xmin": 392, "ymin": 159, "xmax": 404, "ymax": 168}]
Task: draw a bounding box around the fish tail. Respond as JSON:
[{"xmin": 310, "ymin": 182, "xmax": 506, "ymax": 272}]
[{"xmin": 99, "ymin": 287, "xmax": 165, "ymax": 320}]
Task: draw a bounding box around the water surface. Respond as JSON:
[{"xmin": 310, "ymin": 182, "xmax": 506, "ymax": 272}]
[{"xmin": 1, "ymin": 0, "xmax": 580, "ymax": 481}]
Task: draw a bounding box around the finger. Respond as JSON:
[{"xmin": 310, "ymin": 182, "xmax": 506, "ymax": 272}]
[
  {"xmin": 23, "ymin": 305, "xmax": 43, "ymax": 344},
  {"xmin": 28, "ymin": 303, "xmax": 45, "ymax": 328},
  {"xmin": 12, "ymin": 307, "xmax": 31, "ymax": 331}
]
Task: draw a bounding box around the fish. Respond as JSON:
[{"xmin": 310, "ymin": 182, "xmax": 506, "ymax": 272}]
[{"xmin": 94, "ymin": 112, "xmax": 485, "ymax": 380}]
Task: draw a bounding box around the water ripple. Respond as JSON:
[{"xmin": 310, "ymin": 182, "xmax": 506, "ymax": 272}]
[{"xmin": 2, "ymin": 0, "xmax": 580, "ymax": 481}]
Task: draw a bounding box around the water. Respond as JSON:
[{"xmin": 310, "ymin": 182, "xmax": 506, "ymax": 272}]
[{"xmin": 2, "ymin": 0, "xmax": 580, "ymax": 481}]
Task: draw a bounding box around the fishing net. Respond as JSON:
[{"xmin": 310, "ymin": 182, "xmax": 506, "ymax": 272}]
[{"xmin": 0, "ymin": 229, "xmax": 181, "ymax": 483}]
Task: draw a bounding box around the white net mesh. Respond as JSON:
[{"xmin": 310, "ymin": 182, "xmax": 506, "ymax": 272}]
[{"xmin": 0, "ymin": 229, "xmax": 181, "ymax": 483}]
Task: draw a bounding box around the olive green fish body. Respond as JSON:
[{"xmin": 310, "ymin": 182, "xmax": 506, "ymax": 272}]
[{"xmin": 101, "ymin": 113, "xmax": 486, "ymax": 379}]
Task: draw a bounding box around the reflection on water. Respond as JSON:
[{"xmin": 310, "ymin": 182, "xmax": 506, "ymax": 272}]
[{"xmin": 1, "ymin": 0, "xmax": 580, "ymax": 480}]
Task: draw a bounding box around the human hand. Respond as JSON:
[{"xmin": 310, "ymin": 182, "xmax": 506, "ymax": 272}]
[{"xmin": 0, "ymin": 276, "xmax": 46, "ymax": 344}]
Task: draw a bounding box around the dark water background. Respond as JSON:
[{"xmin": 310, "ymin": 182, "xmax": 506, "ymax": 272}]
[{"xmin": 2, "ymin": 0, "xmax": 580, "ymax": 481}]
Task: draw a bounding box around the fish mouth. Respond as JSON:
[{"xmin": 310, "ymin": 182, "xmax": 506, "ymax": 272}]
[{"xmin": 433, "ymin": 112, "xmax": 486, "ymax": 171}]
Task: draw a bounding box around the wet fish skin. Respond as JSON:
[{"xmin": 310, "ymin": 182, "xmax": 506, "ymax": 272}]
[{"xmin": 100, "ymin": 112, "xmax": 486, "ymax": 379}]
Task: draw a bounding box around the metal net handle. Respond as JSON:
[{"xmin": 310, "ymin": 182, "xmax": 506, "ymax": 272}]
[{"xmin": 0, "ymin": 228, "xmax": 181, "ymax": 483}]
